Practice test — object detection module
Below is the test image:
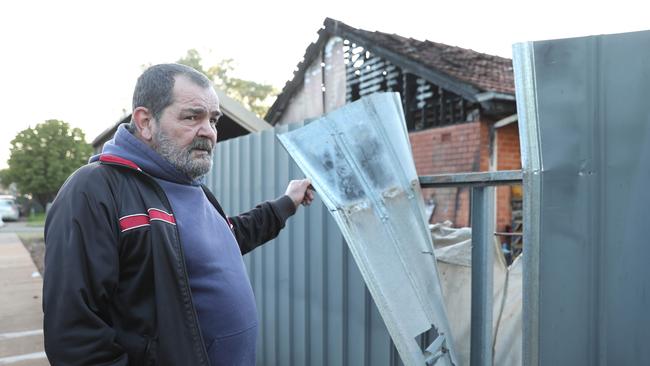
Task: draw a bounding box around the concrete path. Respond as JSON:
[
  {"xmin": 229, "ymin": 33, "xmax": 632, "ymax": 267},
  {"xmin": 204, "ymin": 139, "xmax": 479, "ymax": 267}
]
[{"xmin": 0, "ymin": 233, "xmax": 48, "ymax": 365}]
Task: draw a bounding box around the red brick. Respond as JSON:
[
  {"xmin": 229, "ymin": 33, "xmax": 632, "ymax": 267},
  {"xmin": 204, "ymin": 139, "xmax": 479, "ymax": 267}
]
[{"xmin": 410, "ymin": 119, "xmax": 521, "ymax": 231}]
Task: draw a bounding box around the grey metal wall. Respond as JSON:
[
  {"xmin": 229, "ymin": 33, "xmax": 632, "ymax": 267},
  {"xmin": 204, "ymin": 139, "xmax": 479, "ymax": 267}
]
[
  {"xmin": 206, "ymin": 122, "xmax": 406, "ymax": 366},
  {"xmin": 514, "ymin": 31, "xmax": 650, "ymax": 365}
]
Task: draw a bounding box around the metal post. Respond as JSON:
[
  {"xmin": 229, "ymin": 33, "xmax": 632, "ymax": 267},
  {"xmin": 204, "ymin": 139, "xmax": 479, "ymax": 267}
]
[{"xmin": 470, "ymin": 186, "xmax": 495, "ymax": 366}]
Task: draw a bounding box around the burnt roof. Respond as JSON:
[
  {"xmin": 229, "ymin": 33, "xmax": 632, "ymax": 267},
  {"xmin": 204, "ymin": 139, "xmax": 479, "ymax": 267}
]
[
  {"xmin": 353, "ymin": 30, "xmax": 515, "ymax": 95},
  {"xmin": 266, "ymin": 18, "xmax": 515, "ymax": 124}
]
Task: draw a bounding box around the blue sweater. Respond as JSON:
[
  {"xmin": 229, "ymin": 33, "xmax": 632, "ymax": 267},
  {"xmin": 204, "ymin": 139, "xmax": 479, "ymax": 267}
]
[{"xmin": 93, "ymin": 125, "xmax": 258, "ymax": 365}]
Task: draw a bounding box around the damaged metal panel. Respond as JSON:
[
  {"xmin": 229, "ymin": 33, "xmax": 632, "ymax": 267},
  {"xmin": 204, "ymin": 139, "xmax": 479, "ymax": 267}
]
[
  {"xmin": 278, "ymin": 92, "xmax": 458, "ymax": 366},
  {"xmin": 514, "ymin": 31, "xmax": 650, "ymax": 365}
]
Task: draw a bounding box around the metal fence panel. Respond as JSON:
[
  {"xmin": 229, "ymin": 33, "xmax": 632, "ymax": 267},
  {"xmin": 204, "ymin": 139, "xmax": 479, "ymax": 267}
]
[
  {"xmin": 514, "ymin": 30, "xmax": 650, "ymax": 365},
  {"xmin": 209, "ymin": 121, "xmax": 404, "ymax": 366},
  {"xmin": 277, "ymin": 93, "xmax": 456, "ymax": 366}
]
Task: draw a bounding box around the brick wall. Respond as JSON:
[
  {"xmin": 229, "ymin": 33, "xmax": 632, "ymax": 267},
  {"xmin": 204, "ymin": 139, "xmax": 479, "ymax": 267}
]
[
  {"xmin": 495, "ymin": 122, "xmax": 522, "ymax": 231},
  {"xmin": 410, "ymin": 120, "xmax": 521, "ymax": 231},
  {"xmin": 410, "ymin": 121, "xmax": 489, "ymax": 227}
]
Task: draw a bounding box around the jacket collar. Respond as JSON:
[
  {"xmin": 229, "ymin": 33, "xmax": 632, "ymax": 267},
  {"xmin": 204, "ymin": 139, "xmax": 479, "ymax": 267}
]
[{"xmin": 98, "ymin": 154, "xmax": 142, "ymax": 172}]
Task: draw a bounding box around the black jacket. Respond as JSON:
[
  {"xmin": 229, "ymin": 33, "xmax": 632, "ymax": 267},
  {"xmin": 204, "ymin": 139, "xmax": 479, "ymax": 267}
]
[{"xmin": 43, "ymin": 155, "xmax": 296, "ymax": 365}]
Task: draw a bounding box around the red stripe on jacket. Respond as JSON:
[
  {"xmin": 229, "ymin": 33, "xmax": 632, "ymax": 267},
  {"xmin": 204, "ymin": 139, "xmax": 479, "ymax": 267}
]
[
  {"xmin": 148, "ymin": 208, "xmax": 176, "ymax": 225},
  {"xmin": 99, "ymin": 154, "xmax": 142, "ymax": 171},
  {"xmin": 119, "ymin": 214, "xmax": 150, "ymax": 232},
  {"xmin": 119, "ymin": 209, "xmax": 176, "ymax": 232}
]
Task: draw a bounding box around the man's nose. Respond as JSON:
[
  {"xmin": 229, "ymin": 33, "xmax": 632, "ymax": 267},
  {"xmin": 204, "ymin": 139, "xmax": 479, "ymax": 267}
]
[{"xmin": 197, "ymin": 118, "xmax": 217, "ymax": 143}]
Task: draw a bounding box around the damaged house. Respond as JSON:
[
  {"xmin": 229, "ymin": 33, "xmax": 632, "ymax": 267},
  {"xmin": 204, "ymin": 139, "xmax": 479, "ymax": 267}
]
[{"xmin": 266, "ymin": 18, "xmax": 520, "ymax": 232}]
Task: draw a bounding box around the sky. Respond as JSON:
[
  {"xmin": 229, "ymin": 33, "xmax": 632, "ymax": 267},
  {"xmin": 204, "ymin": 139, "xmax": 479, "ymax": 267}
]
[{"xmin": 0, "ymin": 0, "xmax": 647, "ymax": 169}]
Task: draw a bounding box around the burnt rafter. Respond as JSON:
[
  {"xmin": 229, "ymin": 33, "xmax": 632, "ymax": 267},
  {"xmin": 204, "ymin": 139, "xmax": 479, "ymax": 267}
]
[
  {"xmin": 337, "ymin": 32, "xmax": 481, "ymax": 102},
  {"xmin": 265, "ymin": 18, "xmax": 515, "ymax": 126},
  {"xmin": 344, "ymin": 43, "xmax": 475, "ymax": 130}
]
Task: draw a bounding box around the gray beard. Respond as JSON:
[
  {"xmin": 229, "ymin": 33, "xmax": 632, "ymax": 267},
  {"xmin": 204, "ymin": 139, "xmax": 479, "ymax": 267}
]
[{"xmin": 152, "ymin": 129, "xmax": 214, "ymax": 180}]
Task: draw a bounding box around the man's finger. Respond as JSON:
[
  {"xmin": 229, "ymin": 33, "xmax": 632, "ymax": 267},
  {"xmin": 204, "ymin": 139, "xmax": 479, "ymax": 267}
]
[
  {"xmin": 299, "ymin": 179, "xmax": 311, "ymax": 190},
  {"xmin": 300, "ymin": 185, "xmax": 315, "ymax": 206}
]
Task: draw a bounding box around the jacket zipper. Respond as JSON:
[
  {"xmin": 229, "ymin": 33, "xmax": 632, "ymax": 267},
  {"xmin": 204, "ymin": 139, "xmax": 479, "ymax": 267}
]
[
  {"xmin": 103, "ymin": 161, "xmax": 211, "ymax": 365},
  {"xmin": 147, "ymin": 178, "xmax": 211, "ymax": 366}
]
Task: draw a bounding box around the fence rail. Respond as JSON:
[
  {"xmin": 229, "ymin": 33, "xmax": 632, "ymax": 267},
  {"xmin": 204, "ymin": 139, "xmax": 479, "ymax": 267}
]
[{"xmin": 422, "ymin": 170, "xmax": 523, "ymax": 366}]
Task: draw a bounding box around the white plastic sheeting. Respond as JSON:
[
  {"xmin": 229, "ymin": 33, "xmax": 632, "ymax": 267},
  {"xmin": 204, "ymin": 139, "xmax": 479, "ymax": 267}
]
[{"xmin": 432, "ymin": 222, "xmax": 522, "ymax": 366}]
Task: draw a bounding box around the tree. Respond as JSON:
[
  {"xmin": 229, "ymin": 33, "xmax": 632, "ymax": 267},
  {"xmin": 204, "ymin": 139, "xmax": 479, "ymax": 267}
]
[
  {"xmin": 177, "ymin": 49, "xmax": 277, "ymax": 118},
  {"xmin": 0, "ymin": 169, "xmax": 9, "ymax": 188},
  {"xmin": 4, "ymin": 120, "xmax": 92, "ymax": 207}
]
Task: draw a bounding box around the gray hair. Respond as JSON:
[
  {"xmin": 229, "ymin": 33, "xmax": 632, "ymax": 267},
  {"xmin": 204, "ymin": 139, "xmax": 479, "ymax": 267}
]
[{"xmin": 130, "ymin": 63, "xmax": 211, "ymax": 128}]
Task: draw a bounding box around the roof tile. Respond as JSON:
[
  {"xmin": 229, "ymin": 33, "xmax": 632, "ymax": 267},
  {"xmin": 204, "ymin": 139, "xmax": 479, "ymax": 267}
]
[{"xmin": 351, "ymin": 28, "xmax": 514, "ymax": 94}]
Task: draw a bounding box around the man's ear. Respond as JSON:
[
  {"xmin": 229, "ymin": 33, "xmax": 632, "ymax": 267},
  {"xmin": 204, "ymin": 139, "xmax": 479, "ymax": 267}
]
[{"xmin": 132, "ymin": 107, "xmax": 155, "ymax": 141}]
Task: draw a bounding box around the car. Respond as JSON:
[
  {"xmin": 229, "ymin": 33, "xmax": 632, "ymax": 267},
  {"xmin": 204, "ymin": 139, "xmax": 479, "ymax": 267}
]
[{"xmin": 0, "ymin": 197, "xmax": 20, "ymax": 221}]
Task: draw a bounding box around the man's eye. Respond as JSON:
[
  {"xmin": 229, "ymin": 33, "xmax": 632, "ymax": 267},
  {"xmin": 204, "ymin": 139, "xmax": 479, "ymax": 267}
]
[
  {"xmin": 186, "ymin": 115, "xmax": 197, "ymax": 121},
  {"xmin": 210, "ymin": 118, "xmax": 218, "ymax": 126}
]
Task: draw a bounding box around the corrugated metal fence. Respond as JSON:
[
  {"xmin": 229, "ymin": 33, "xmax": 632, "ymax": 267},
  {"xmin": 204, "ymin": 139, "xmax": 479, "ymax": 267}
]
[{"xmin": 205, "ymin": 122, "xmax": 406, "ymax": 366}]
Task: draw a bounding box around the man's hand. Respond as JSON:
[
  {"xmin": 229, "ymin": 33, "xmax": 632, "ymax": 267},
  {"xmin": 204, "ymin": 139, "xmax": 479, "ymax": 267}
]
[{"xmin": 285, "ymin": 179, "xmax": 315, "ymax": 208}]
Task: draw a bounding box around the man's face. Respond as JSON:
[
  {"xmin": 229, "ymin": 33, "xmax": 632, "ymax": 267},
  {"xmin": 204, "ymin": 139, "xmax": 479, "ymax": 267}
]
[{"xmin": 151, "ymin": 76, "xmax": 221, "ymax": 180}]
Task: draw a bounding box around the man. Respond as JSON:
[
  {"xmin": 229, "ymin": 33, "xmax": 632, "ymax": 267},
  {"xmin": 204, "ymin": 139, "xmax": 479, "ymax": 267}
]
[{"xmin": 43, "ymin": 64, "xmax": 314, "ymax": 365}]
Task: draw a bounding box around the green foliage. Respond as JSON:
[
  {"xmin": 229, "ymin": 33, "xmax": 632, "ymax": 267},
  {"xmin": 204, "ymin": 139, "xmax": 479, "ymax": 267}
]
[
  {"xmin": 0, "ymin": 169, "xmax": 9, "ymax": 187},
  {"xmin": 177, "ymin": 49, "xmax": 278, "ymax": 118},
  {"xmin": 27, "ymin": 212, "xmax": 46, "ymax": 226},
  {"xmin": 5, "ymin": 120, "xmax": 92, "ymax": 206}
]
